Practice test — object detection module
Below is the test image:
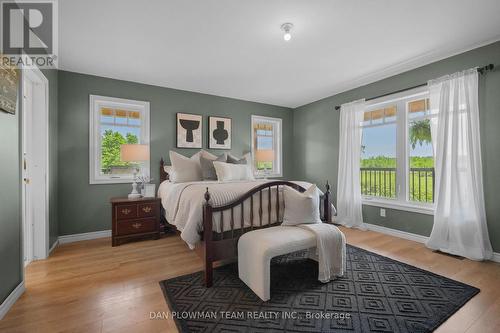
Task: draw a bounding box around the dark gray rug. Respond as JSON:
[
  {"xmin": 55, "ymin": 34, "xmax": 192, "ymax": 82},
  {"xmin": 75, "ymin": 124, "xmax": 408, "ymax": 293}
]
[{"xmin": 159, "ymin": 245, "xmax": 479, "ymax": 333}]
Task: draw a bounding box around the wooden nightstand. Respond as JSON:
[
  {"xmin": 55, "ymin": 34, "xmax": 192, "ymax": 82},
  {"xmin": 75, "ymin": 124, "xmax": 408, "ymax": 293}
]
[{"xmin": 110, "ymin": 197, "xmax": 161, "ymax": 246}]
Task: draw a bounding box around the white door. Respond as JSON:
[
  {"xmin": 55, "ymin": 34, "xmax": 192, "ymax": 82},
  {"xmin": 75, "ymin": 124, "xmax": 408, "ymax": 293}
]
[
  {"xmin": 22, "ymin": 68, "xmax": 49, "ymax": 263},
  {"xmin": 22, "ymin": 78, "xmax": 34, "ymax": 266}
]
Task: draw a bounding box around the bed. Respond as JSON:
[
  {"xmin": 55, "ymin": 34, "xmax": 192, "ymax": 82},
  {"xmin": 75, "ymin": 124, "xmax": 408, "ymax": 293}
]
[{"xmin": 159, "ymin": 158, "xmax": 332, "ymax": 287}]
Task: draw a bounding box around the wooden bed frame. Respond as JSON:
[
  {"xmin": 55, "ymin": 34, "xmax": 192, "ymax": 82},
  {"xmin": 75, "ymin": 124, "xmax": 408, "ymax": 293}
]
[{"xmin": 159, "ymin": 158, "xmax": 332, "ymax": 287}]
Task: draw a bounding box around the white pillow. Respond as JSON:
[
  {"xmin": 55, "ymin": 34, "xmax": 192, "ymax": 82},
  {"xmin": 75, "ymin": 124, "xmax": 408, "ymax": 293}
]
[
  {"xmin": 169, "ymin": 151, "xmax": 203, "ymax": 183},
  {"xmin": 168, "ymin": 150, "xmax": 219, "ymax": 183},
  {"xmin": 213, "ymin": 161, "xmax": 255, "ymax": 181},
  {"xmin": 282, "ymin": 184, "xmax": 322, "ymax": 226}
]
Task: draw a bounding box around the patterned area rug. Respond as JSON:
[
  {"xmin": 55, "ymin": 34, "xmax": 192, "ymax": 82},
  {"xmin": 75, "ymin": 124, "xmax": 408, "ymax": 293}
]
[{"xmin": 159, "ymin": 245, "xmax": 479, "ymax": 333}]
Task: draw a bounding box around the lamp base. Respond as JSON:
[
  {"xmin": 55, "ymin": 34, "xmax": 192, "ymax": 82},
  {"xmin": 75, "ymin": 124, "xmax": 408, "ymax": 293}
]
[{"xmin": 128, "ymin": 179, "xmax": 142, "ymax": 199}]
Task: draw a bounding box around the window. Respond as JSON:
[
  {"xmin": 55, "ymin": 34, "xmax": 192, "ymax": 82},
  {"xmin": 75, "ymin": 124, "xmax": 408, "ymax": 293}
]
[
  {"xmin": 408, "ymin": 98, "xmax": 435, "ymax": 204},
  {"xmin": 89, "ymin": 95, "xmax": 150, "ymax": 184},
  {"xmin": 360, "ymin": 88, "xmax": 434, "ymax": 213},
  {"xmin": 361, "ymin": 106, "xmax": 398, "ymax": 198},
  {"xmin": 251, "ymin": 115, "xmax": 282, "ymax": 177}
]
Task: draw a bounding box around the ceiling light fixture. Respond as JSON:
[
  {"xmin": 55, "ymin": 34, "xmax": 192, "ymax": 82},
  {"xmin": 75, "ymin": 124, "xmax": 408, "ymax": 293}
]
[{"xmin": 281, "ymin": 23, "xmax": 293, "ymax": 41}]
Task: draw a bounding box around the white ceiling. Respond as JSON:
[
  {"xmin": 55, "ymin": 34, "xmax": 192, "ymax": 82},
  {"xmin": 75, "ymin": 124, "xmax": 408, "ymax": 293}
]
[{"xmin": 59, "ymin": 0, "xmax": 500, "ymax": 108}]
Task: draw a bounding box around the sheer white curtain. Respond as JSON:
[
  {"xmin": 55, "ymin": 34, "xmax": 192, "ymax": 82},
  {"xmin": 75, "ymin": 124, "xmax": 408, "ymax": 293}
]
[
  {"xmin": 336, "ymin": 99, "xmax": 366, "ymax": 229},
  {"xmin": 426, "ymin": 69, "xmax": 493, "ymax": 260}
]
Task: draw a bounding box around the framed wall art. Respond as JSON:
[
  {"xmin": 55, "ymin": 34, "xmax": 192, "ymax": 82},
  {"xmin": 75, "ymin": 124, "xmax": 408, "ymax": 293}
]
[
  {"xmin": 0, "ymin": 62, "xmax": 19, "ymax": 114},
  {"xmin": 208, "ymin": 116, "xmax": 231, "ymax": 150},
  {"xmin": 176, "ymin": 113, "xmax": 202, "ymax": 148}
]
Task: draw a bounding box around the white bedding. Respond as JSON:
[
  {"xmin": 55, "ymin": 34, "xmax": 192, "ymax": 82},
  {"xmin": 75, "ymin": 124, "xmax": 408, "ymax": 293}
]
[{"xmin": 158, "ymin": 180, "xmax": 313, "ymax": 249}]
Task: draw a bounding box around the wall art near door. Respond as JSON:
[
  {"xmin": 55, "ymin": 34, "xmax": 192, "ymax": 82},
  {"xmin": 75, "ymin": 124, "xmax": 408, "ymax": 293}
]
[
  {"xmin": 177, "ymin": 113, "xmax": 202, "ymax": 148},
  {"xmin": 0, "ymin": 61, "xmax": 19, "ymax": 114},
  {"xmin": 209, "ymin": 116, "xmax": 231, "ymax": 149}
]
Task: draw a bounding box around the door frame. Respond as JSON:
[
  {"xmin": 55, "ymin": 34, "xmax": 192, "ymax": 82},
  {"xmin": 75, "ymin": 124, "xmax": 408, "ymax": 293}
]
[
  {"xmin": 21, "ymin": 65, "xmax": 50, "ymax": 262},
  {"xmin": 22, "ymin": 75, "xmax": 34, "ymax": 266}
]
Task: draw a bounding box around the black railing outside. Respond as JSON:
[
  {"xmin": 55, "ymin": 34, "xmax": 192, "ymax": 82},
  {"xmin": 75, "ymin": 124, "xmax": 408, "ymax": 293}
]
[
  {"xmin": 409, "ymin": 167, "xmax": 435, "ymax": 203},
  {"xmin": 360, "ymin": 168, "xmax": 397, "ymax": 198},
  {"xmin": 360, "ymin": 167, "xmax": 434, "ymax": 203}
]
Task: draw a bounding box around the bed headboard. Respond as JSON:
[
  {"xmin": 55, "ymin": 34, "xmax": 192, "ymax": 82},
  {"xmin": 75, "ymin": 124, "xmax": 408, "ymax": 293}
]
[{"xmin": 160, "ymin": 158, "xmax": 169, "ymax": 183}]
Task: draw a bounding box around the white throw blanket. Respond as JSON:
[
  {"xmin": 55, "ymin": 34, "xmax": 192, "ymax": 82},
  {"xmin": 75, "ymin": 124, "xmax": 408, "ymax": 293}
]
[{"xmin": 298, "ymin": 223, "xmax": 346, "ymax": 283}]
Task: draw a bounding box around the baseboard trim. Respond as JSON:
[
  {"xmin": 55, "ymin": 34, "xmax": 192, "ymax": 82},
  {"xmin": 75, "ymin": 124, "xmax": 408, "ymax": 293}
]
[
  {"xmin": 492, "ymin": 252, "xmax": 500, "ymax": 263},
  {"xmin": 58, "ymin": 230, "xmax": 111, "ymax": 244},
  {"xmin": 49, "ymin": 239, "xmax": 59, "ymax": 254},
  {"xmin": 0, "ymin": 281, "xmax": 25, "ymax": 320},
  {"xmin": 365, "ymin": 223, "xmax": 429, "ymax": 244},
  {"xmin": 364, "ymin": 223, "xmax": 500, "ymax": 263}
]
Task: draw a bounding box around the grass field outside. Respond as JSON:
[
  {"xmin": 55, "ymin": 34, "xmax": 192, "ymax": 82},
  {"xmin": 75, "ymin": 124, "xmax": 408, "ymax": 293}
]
[{"xmin": 361, "ymin": 156, "xmax": 434, "ymax": 203}]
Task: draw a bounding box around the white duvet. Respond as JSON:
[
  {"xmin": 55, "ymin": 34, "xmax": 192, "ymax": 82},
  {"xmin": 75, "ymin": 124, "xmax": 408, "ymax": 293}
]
[{"xmin": 158, "ymin": 180, "xmax": 313, "ymax": 249}]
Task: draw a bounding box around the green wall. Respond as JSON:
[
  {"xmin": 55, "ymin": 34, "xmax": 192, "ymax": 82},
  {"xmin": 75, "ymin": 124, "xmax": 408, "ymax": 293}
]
[
  {"xmin": 293, "ymin": 41, "xmax": 500, "ymax": 252},
  {"xmin": 0, "ymin": 79, "xmax": 22, "ymax": 303},
  {"xmin": 57, "ymin": 70, "xmax": 293, "ymax": 236}
]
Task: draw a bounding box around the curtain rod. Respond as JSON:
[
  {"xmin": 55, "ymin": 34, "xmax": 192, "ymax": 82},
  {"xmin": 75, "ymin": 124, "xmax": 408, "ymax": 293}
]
[{"xmin": 334, "ymin": 64, "xmax": 495, "ymax": 111}]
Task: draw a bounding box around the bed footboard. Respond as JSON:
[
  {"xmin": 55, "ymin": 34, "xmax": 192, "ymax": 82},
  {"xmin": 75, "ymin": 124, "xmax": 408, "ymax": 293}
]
[{"xmin": 202, "ymin": 181, "xmax": 332, "ymax": 287}]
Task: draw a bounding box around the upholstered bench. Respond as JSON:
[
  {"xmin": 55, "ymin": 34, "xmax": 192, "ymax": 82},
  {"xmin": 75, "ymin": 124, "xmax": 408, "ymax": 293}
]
[{"xmin": 238, "ymin": 226, "xmax": 316, "ymax": 301}]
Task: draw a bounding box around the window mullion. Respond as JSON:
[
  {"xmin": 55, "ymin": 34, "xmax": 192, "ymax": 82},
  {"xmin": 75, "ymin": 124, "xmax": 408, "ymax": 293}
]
[{"xmin": 396, "ymin": 100, "xmax": 407, "ymax": 203}]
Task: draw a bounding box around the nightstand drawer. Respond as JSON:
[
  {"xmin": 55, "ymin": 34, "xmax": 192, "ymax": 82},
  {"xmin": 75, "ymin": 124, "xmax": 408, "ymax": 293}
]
[
  {"xmin": 116, "ymin": 204, "xmax": 138, "ymax": 220},
  {"xmin": 117, "ymin": 218, "xmax": 156, "ymax": 236},
  {"xmin": 111, "ymin": 197, "xmax": 161, "ymax": 246},
  {"xmin": 138, "ymin": 203, "xmax": 156, "ymax": 218}
]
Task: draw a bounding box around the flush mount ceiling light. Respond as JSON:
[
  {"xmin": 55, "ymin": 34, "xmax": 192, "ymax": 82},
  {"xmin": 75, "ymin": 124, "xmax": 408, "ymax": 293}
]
[{"xmin": 281, "ymin": 23, "xmax": 294, "ymax": 41}]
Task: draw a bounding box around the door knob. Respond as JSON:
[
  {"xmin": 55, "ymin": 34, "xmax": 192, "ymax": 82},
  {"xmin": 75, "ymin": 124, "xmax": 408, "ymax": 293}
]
[{"xmin": 24, "ymin": 178, "xmax": 30, "ymax": 184}]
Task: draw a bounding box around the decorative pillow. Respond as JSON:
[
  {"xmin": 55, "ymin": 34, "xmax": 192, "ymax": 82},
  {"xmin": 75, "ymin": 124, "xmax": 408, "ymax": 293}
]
[
  {"xmin": 227, "ymin": 152, "xmax": 252, "ymax": 165},
  {"xmin": 282, "ymin": 184, "xmax": 322, "ymax": 226},
  {"xmin": 200, "ymin": 154, "xmax": 226, "ymax": 180},
  {"xmin": 213, "ymin": 161, "xmax": 255, "ymax": 181},
  {"xmin": 193, "ymin": 150, "xmax": 217, "ymax": 164},
  {"xmin": 169, "ymin": 151, "xmax": 203, "ymax": 183}
]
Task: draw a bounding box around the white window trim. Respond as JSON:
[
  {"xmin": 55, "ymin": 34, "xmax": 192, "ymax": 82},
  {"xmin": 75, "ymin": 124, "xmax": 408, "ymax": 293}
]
[
  {"xmin": 89, "ymin": 95, "xmax": 150, "ymax": 184},
  {"xmin": 251, "ymin": 115, "xmax": 283, "ymax": 178},
  {"xmin": 361, "ymin": 86, "xmax": 435, "ymax": 214},
  {"xmin": 362, "ymin": 197, "xmax": 434, "ymax": 215}
]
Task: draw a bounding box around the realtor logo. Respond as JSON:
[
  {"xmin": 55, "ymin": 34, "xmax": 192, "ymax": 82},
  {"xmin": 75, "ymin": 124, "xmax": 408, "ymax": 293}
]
[{"xmin": 1, "ymin": 0, "xmax": 58, "ymax": 68}]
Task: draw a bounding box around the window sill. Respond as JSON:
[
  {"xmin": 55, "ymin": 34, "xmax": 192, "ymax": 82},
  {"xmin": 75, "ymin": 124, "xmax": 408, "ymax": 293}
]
[
  {"xmin": 362, "ymin": 198, "xmax": 434, "ymax": 215},
  {"xmin": 90, "ymin": 177, "xmax": 135, "ymax": 185},
  {"xmin": 254, "ymin": 174, "xmax": 283, "ymax": 179}
]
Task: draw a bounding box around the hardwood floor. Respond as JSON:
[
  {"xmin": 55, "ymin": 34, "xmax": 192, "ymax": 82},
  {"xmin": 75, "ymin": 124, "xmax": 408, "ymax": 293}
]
[{"xmin": 1, "ymin": 228, "xmax": 499, "ymax": 333}]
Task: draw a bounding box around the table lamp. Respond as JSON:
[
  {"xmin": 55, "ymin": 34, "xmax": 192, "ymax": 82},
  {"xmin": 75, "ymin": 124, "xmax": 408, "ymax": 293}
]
[
  {"xmin": 120, "ymin": 144, "xmax": 149, "ymax": 198},
  {"xmin": 255, "ymin": 149, "xmax": 274, "ymax": 179}
]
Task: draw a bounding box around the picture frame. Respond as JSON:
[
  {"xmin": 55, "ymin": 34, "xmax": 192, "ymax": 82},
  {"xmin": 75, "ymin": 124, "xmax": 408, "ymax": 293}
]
[
  {"xmin": 0, "ymin": 63, "xmax": 19, "ymax": 115},
  {"xmin": 208, "ymin": 116, "xmax": 232, "ymax": 150},
  {"xmin": 142, "ymin": 183, "xmax": 156, "ymax": 198},
  {"xmin": 176, "ymin": 113, "xmax": 202, "ymax": 148}
]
